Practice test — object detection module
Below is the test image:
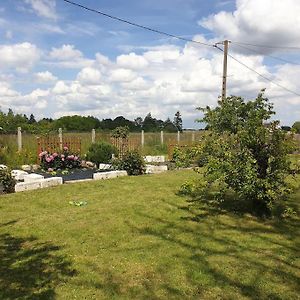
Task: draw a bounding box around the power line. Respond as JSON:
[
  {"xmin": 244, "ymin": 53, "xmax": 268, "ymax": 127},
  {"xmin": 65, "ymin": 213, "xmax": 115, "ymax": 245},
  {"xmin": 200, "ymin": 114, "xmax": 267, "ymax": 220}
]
[
  {"xmin": 231, "ymin": 43, "xmax": 300, "ymax": 65},
  {"xmin": 231, "ymin": 41, "xmax": 300, "ymax": 51},
  {"xmin": 215, "ymin": 46, "xmax": 300, "ymax": 97},
  {"xmin": 62, "ymin": 0, "xmax": 215, "ymax": 48}
]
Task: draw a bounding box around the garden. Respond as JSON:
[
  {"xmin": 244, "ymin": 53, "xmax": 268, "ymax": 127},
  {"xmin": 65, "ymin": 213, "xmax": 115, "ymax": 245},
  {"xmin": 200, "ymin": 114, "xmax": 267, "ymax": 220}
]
[{"xmin": 0, "ymin": 93, "xmax": 299, "ymax": 299}]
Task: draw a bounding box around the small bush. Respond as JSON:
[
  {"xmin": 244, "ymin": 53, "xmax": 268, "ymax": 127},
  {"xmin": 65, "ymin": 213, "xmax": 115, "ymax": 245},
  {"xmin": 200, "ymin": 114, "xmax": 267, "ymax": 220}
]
[
  {"xmin": 115, "ymin": 150, "xmax": 146, "ymax": 175},
  {"xmin": 0, "ymin": 169, "xmax": 16, "ymax": 194},
  {"xmin": 172, "ymin": 146, "xmax": 202, "ymax": 168},
  {"xmin": 86, "ymin": 142, "xmax": 117, "ymax": 165}
]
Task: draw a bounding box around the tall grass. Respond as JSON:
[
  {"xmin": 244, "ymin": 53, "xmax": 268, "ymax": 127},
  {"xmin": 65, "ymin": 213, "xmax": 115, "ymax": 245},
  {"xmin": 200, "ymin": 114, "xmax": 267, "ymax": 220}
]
[{"xmin": 0, "ymin": 130, "xmax": 209, "ymax": 167}]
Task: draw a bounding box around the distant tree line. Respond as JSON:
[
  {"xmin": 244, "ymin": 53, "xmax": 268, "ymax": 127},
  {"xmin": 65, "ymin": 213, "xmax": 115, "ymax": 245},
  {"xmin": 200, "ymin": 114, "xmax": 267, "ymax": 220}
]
[{"xmin": 0, "ymin": 108, "xmax": 184, "ymax": 133}]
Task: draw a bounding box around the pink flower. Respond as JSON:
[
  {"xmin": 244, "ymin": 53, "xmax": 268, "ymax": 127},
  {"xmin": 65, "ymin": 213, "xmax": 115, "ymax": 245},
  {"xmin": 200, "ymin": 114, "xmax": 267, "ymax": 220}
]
[
  {"xmin": 62, "ymin": 158, "xmax": 65, "ymax": 161},
  {"xmin": 52, "ymin": 152, "xmax": 58, "ymax": 157},
  {"xmin": 67, "ymin": 155, "xmax": 74, "ymax": 160},
  {"xmin": 61, "ymin": 154, "xmax": 65, "ymax": 158},
  {"xmin": 48, "ymin": 168, "xmax": 53, "ymax": 172},
  {"xmin": 74, "ymin": 156, "xmax": 78, "ymax": 161},
  {"xmin": 39, "ymin": 151, "xmax": 47, "ymax": 157},
  {"xmin": 63, "ymin": 146, "xmax": 68, "ymax": 151}
]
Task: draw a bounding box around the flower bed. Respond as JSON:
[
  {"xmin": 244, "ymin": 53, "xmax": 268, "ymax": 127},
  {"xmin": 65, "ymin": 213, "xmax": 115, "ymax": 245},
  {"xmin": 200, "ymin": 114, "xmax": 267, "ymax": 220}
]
[{"xmin": 39, "ymin": 146, "xmax": 81, "ymax": 171}]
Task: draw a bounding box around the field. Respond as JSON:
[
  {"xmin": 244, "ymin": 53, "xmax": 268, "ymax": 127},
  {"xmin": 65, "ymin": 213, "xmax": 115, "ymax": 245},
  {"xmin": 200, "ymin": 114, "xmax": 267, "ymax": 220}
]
[
  {"xmin": 0, "ymin": 131, "xmax": 203, "ymax": 168},
  {"xmin": 0, "ymin": 170, "xmax": 299, "ymax": 299}
]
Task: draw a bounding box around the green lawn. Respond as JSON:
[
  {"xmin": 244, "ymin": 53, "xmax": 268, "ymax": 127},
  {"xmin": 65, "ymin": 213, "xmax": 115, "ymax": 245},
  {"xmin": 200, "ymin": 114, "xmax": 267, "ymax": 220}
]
[{"xmin": 0, "ymin": 170, "xmax": 299, "ymax": 299}]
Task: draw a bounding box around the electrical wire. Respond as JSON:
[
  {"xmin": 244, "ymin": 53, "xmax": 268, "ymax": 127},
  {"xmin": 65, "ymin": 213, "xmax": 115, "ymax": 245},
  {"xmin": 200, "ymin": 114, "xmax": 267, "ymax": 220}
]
[
  {"xmin": 231, "ymin": 41, "xmax": 300, "ymax": 51},
  {"xmin": 231, "ymin": 43, "xmax": 300, "ymax": 65},
  {"xmin": 215, "ymin": 46, "xmax": 300, "ymax": 97},
  {"xmin": 62, "ymin": 0, "xmax": 215, "ymax": 48}
]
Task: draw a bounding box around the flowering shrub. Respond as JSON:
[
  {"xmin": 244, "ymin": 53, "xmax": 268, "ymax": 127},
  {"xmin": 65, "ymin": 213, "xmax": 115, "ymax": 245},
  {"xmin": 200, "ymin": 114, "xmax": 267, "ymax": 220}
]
[{"xmin": 39, "ymin": 146, "xmax": 81, "ymax": 171}]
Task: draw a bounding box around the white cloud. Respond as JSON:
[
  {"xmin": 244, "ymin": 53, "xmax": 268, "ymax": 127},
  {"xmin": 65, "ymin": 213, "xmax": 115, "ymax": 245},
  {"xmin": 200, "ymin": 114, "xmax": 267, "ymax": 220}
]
[
  {"xmin": 24, "ymin": 0, "xmax": 57, "ymax": 20},
  {"xmin": 49, "ymin": 44, "xmax": 82, "ymax": 60},
  {"xmin": 199, "ymin": 0, "xmax": 300, "ymax": 53},
  {"xmin": 117, "ymin": 52, "xmax": 149, "ymax": 70},
  {"xmin": 35, "ymin": 71, "xmax": 57, "ymax": 83},
  {"xmin": 0, "ymin": 42, "xmax": 40, "ymax": 72},
  {"xmin": 77, "ymin": 67, "xmax": 102, "ymax": 85},
  {"xmin": 48, "ymin": 44, "xmax": 93, "ymax": 68},
  {"xmin": 109, "ymin": 68, "xmax": 137, "ymax": 82}
]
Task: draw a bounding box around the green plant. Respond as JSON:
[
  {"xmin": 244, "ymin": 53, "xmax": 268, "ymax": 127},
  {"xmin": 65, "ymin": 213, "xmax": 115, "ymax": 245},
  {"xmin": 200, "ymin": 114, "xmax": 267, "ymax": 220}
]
[
  {"xmin": 86, "ymin": 142, "xmax": 117, "ymax": 165},
  {"xmin": 39, "ymin": 146, "xmax": 81, "ymax": 171},
  {"xmin": 111, "ymin": 126, "xmax": 129, "ymax": 139},
  {"xmin": 115, "ymin": 150, "xmax": 146, "ymax": 175},
  {"xmin": 0, "ymin": 169, "xmax": 16, "ymax": 193},
  {"xmin": 172, "ymin": 145, "xmax": 202, "ymax": 168},
  {"xmin": 196, "ymin": 91, "xmax": 297, "ymax": 216}
]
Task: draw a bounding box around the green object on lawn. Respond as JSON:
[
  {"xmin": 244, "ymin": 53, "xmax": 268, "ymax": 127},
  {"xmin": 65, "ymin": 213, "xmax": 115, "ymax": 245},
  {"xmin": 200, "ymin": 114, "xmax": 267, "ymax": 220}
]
[{"xmin": 69, "ymin": 201, "xmax": 88, "ymax": 207}]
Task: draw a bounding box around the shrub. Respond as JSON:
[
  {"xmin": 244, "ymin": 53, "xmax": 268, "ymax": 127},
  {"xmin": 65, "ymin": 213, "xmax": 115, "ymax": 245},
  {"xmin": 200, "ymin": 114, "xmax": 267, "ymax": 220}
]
[
  {"xmin": 172, "ymin": 145, "xmax": 203, "ymax": 168},
  {"xmin": 115, "ymin": 150, "xmax": 146, "ymax": 175},
  {"xmin": 86, "ymin": 142, "xmax": 117, "ymax": 165},
  {"xmin": 39, "ymin": 146, "xmax": 81, "ymax": 171},
  {"xmin": 0, "ymin": 169, "xmax": 16, "ymax": 194},
  {"xmin": 194, "ymin": 91, "xmax": 297, "ymax": 216}
]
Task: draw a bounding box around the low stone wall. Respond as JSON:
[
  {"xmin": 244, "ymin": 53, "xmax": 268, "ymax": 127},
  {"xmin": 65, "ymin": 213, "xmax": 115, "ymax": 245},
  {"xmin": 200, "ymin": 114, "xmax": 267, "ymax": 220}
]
[{"xmin": 15, "ymin": 177, "xmax": 63, "ymax": 192}]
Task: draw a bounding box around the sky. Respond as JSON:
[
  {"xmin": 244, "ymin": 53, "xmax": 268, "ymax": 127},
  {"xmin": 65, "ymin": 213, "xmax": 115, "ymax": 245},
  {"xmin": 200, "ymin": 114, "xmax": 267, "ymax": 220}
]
[{"xmin": 0, "ymin": 0, "xmax": 300, "ymax": 128}]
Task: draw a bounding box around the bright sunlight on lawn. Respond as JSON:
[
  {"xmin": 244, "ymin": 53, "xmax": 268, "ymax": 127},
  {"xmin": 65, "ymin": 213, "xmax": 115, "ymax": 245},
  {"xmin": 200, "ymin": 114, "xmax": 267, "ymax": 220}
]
[{"xmin": 0, "ymin": 170, "xmax": 299, "ymax": 299}]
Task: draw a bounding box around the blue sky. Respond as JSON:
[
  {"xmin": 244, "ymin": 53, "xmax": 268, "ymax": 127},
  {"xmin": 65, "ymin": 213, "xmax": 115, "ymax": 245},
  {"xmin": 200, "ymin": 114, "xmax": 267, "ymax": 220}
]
[{"xmin": 0, "ymin": 0, "xmax": 300, "ymax": 128}]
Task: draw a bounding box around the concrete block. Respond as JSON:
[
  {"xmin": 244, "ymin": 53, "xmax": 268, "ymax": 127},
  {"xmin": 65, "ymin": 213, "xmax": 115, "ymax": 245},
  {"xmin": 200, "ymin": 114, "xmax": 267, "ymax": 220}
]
[
  {"xmin": 21, "ymin": 165, "xmax": 32, "ymax": 171},
  {"xmin": 11, "ymin": 170, "xmax": 28, "ymax": 181},
  {"xmin": 144, "ymin": 155, "xmax": 165, "ymax": 163},
  {"xmin": 146, "ymin": 165, "xmax": 168, "ymax": 174},
  {"xmin": 99, "ymin": 163, "xmax": 112, "ymax": 170},
  {"xmin": 93, "ymin": 171, "xmax": 119, "ymax": 180},
  {"xmin": 15, "ymin": 181, "xmax": 41, "ymax": 192},
  {"xmin": 93, "ymin": 170, "xmax": 127, "ymax": 180},
  {"xmin": 23, "ymin": 173, "xmax": 44, "ymax": 183},
  {"xmin": 40, "ymin": 177, "xmax": 63, "ymax": 188},
  {"xmin": 116, "ymin": 170, "xmax": 128, "ymax": 177}
]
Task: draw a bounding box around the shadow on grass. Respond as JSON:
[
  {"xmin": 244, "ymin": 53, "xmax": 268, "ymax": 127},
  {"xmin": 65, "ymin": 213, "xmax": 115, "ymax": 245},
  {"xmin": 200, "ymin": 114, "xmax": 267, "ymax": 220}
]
[
  {"xmin": 0, "ymin": 223, "xmax": 76, "ymax": 300},
  {"xmin": 126, "ymin": 208, "xmax": 299, "ymax": 299}
]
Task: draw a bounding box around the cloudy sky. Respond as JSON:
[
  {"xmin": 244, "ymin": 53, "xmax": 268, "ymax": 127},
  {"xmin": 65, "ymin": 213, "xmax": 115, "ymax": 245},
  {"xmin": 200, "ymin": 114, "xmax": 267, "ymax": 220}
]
[{"xmin": 0, "ymin": 0, "xmax": 300, "ymax": 128}]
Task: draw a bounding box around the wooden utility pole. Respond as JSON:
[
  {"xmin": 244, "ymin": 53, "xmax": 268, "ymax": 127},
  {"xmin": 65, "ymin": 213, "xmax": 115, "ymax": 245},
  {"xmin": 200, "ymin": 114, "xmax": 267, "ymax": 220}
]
[{"xmin": 221, "ymin": 40, "xmax": 230, "ymax": 100}]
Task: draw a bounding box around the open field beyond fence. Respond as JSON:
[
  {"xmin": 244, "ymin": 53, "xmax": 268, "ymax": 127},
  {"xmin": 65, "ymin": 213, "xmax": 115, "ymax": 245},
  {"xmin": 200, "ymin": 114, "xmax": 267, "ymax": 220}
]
[{"xmin": 0, "ymin": 131, "xmax": 205, "ymax": 167}]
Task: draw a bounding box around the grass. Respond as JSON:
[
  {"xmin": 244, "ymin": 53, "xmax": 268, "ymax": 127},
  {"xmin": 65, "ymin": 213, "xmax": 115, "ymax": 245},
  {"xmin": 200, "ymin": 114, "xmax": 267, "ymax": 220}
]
[
  {"xmin": 0, "ymin": 131, "xmax": 203, "ymax": 167},
  {"xmin": 0, "ymin": 170, "xmax": 299, "ymax": 299}
]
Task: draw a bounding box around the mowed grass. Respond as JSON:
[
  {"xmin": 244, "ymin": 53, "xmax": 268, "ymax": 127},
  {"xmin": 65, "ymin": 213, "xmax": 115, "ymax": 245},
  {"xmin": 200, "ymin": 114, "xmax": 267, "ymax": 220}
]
[{"xmin": 0, "ymin": 170, "xmax": 299, "ymax": 299}]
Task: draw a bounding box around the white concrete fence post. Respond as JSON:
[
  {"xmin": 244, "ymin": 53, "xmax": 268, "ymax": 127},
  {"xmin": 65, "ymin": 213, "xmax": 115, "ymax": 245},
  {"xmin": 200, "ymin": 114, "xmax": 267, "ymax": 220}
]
[
  {"xmin": 160, "ymin": 130, "xmax": 164, "ymax": 145},
  {"xmin": 92, "ymin": 129, "xmax": 96, "ymax": 143},
  {"xmin": 17, "ymin": 127, "xmax": 22, "ymax": 151},
  {"xmin": 58, "ymin": 128, "xmax": 63, "ymax": 150},
  {"xmin": 141, "ymin": 130, "xmax": 145, "ymax": 147},
  {"xmin": 177, "ymin": 131, "xmax": 180, "ymax": 144}
]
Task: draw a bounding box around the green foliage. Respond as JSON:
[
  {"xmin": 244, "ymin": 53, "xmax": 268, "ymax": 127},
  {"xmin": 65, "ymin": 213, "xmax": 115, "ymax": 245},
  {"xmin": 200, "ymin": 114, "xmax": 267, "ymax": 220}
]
[
  {"xmin": 292, "ymin": 121, "xmax": 300, "ymax": 133},
  {"xmin": 172, "ymin": 145, "xmax": 203, "ymax": 168},
  {"xmin": 173, "ymin": 111, "xmax": 183, "ymax": 132},
  {"xmin": 0, "ymin": 169, "xmax": 16, "ymax": 193},
  {"xmin": 39, "ymin": 147, "xmax": 81, "ymax": 171},
  {"xmin": 111, "ymin": 126, "xmax": 129, "ymax": 139},
  {"xmin": 86, "ymin": 142, "xmax": 117, "ymax": 165},
  {"xmin": 114, "ymin": 150, "xmax": 146, "ymax": 175},
  {"xmin": 195, "ymin": 91, "xmax": 297, "ymax": 216}
]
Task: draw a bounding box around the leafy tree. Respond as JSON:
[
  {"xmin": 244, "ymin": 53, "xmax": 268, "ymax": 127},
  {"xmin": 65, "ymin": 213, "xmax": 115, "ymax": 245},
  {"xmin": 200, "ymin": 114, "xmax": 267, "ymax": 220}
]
[
  {"xmin": 134, "ymin": 117, "xmax": 143, "ymax": 129},
  {"xmin": 163, "ymin": 118, "xmax": 178, "ymax": 133},
  {"xmin": 292, "ymin": 121, "xmax": 300, "ymax": 133},
  {"xmin": 143, "ymin": 113, "xmax": 158, "ymax": 132},
  {"xmin": 173, "ymin": 111, "xmax": 183, "ymax": 132},
  {"xmin": 194, "ymin": 91, "xmax": 296, "ymax": 216},
  {"xmin": 29, "ymin": 114, "xmax": 36, "ymax": 124},
  {"xmin": 281, "ymin": 126, "xmax": 291, "ymax": 132}
]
